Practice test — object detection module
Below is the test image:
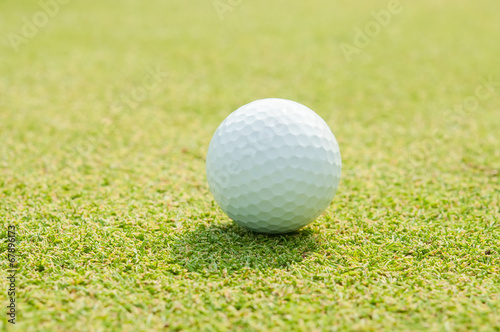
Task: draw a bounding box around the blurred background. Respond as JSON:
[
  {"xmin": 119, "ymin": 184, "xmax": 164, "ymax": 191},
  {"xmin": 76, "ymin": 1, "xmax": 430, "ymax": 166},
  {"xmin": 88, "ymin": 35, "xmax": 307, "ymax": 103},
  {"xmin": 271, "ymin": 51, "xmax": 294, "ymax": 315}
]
[{"xmin": 1, "ymin": 0, "xmax": 499, "ymax": 181}]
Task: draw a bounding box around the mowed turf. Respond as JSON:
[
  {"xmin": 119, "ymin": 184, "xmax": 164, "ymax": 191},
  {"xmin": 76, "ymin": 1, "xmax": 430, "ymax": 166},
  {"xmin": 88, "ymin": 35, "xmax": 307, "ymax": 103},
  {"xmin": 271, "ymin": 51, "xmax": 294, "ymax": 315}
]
[{"xmin": 0, "ymin": 0, "xmax": 499, "ymax": 330}]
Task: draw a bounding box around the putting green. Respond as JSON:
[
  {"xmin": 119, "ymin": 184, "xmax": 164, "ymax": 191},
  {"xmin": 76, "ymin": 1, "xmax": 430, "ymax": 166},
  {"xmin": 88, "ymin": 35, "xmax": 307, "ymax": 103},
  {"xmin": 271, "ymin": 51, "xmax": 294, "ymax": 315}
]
[{"xmin": 0, "ymin": 0, "xmax": 499, "ymax": 330}]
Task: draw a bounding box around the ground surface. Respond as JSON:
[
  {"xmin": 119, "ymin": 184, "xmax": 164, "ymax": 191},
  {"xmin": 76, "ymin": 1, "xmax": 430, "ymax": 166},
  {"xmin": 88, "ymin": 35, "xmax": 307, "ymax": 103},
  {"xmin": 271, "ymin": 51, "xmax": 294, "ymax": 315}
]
[{"xmin": 0, "ymin": 0, "xmax": 499, "ymax": 331}]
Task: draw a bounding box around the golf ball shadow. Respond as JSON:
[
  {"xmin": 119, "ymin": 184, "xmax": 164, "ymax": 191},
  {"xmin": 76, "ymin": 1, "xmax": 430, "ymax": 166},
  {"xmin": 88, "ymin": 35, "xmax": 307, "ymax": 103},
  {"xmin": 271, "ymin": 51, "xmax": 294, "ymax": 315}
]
[{"xmin": 170, "ymin": 222, "xmax": 322, "ymax": 273}]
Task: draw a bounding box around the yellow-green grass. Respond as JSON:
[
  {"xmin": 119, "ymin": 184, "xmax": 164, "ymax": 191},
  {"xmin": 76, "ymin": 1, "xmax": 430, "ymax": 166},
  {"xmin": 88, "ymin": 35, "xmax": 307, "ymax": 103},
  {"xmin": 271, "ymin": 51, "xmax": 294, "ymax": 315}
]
[{"xmin": 0, "ymin": 0, "xmax": 499, "ymax": 330}]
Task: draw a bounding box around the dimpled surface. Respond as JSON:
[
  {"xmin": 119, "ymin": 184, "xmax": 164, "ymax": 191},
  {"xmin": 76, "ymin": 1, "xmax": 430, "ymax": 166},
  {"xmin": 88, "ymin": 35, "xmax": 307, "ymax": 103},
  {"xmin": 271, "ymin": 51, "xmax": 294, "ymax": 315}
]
[{"xmin": 206, "ymin": 98, "xmax": 341, "ymax": 234}]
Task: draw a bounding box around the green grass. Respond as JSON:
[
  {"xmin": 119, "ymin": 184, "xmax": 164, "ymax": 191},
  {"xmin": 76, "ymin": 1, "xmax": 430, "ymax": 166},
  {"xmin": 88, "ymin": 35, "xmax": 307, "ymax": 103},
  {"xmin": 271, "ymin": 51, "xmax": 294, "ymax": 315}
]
[{"xmin": 1, "ymin": 0, "xmax": 499, "ymax": 330}]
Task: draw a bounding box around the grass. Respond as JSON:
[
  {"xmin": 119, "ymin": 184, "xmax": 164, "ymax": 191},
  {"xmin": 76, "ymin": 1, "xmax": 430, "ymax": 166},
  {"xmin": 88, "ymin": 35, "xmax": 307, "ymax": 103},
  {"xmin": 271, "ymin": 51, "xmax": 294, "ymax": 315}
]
[{"xmin": 0, "ymin": 0, "xmax": 499, "ymax": 330}]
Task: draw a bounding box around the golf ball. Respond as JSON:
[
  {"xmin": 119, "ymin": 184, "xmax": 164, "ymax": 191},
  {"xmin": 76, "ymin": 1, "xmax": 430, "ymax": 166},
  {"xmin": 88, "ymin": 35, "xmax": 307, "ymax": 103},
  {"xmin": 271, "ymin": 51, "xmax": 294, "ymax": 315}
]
[{"xmin": 206, "ymin": 98, "xmax": 341, "ymax": 234}]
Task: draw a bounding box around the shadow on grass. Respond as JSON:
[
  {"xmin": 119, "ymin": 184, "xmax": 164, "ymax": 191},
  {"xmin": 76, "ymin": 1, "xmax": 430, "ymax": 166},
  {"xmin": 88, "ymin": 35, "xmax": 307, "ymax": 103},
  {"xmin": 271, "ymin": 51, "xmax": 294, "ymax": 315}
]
[{"xmin": 169, "ymin": 222, "xmax": 321, "ymax": 274}]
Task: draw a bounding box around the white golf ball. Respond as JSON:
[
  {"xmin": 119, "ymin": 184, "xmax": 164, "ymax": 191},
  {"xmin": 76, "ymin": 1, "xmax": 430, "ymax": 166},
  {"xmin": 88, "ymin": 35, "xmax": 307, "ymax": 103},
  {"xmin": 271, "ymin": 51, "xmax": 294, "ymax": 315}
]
[{"xmin": 206, "ymin": 98, "xmax": 341, "ymax": 234}]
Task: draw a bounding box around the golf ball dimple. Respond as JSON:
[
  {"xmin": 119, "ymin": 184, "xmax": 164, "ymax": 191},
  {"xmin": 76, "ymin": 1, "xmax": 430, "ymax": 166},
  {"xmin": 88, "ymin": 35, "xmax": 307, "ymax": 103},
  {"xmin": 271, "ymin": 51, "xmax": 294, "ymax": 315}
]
[{"xmin": 206, "ymin": 98, "xmax": 341, "ymax": 234}]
